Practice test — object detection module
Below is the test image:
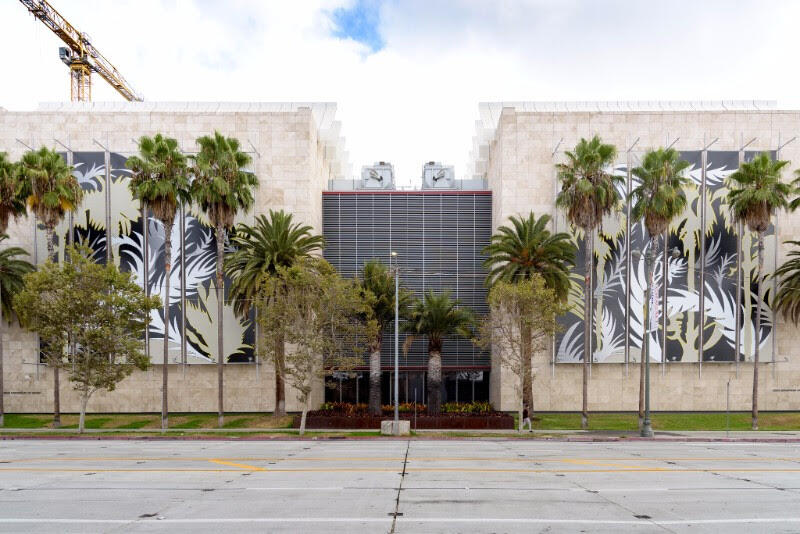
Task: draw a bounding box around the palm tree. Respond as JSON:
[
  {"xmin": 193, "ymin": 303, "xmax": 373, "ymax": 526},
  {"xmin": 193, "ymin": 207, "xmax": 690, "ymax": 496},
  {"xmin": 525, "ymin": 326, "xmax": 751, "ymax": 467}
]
[
  {"xmin": 0, "ymin": 152, "xmax": 33, "ymax": 427},
  {"xmin": 0, "ymin": 153, "xmax": 29, "ymax": 236},
  {"xmin": 774, "ymin": 241, "xmax": 800, "ymax": 325},
  {"xmin": 358, "ymin": 259, "xmax": 413, "ymax": 415},
  {"xmin": 191, "ymin": 131, "xmax": 258, "ymax": 428},
  {"xmin": 126, "ymin": 134, "xmax": 190, "ymax": 432},
  {"xmin": 19, "ymin": 147, "xmax": 82, "ymax": 428},
  {"xmin": 630, "ymin": 147, "xmax": 691, "ymax": 433},
  {"xmin": 225, "ymin": 210, "xmax": 324, "ymax": 416},
  {"xmin": 403, "ymin": 291, "xmax": 474, "ymax": 415},
  {"xmin": 483, "ymin": 211, "xmax": 576, "ymax": 413},
  {"xmin": 727, "ymin": 152, "xmax": 791, "ymax": 430},
  {"xmin": 555, "ymin": 135, "xmax": 620, "ymax": 429}
]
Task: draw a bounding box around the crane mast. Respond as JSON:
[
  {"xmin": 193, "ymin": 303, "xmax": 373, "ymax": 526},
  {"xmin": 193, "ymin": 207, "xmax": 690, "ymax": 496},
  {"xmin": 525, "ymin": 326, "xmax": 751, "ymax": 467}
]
[{"xmin": 19, "ymin": 0, "xmax": 143, "ymax": 102}]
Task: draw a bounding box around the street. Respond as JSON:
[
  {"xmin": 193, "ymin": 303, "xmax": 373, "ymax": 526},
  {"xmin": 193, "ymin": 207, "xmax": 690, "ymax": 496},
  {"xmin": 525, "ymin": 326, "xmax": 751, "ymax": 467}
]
[{"xmin": 1, "ymin": 438, "xmax": 799, "ymax": 533}]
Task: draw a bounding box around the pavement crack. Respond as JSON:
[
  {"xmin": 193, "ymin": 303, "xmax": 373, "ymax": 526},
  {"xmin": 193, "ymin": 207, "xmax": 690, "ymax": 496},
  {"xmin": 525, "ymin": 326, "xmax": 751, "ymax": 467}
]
[{"xmin": 389, "ymin": 439, "xmax": 411, "ymax": 534}]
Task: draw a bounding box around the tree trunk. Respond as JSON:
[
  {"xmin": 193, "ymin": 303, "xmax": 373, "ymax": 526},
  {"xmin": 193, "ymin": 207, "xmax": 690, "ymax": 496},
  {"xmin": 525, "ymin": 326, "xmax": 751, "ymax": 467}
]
[
  {"xmin": 216, "ymin": 223, "xmax": 225, "ymax": 428},
  {"xmin": 274, "ymin": 332, "xmax": 286, "ymax": 416},
  {"xmin": 78, "ymin": 392, "xmax": 89, "ymax": 434},
  {"xmin": 753, "ymin": 232, "xmax": 763, "ymax": 431},
  {"xmin": 368, "ymin": 338, "xmax": 382, "ymax": 415},
  {"xmin": 0, "ymin": 296, "xmax": 4, "ymax": 427},
  {"xmin": 427, "ymin": 349, "xmax": 442, "ymax": 415},
  {"xmin": 299, "ymin": 397, "xmax": 309, "ymax": 436},
  {"xmin": 46, "ymin": 227, "xmax": 61, "ymax": 428},
  {"xmin": 582, "ymin": 230, "xmax": 592, "ymax": 429},
  {"xmin": 520, "ymin": 320, "xmax": 534, "ymax": 415},
  {"xmin": 161, "ymin": 220, "xmax": 172, "ymax": 432},
  {"xmin": 638, "ymin": 337, "xmax": 645, "ymax": 430}
]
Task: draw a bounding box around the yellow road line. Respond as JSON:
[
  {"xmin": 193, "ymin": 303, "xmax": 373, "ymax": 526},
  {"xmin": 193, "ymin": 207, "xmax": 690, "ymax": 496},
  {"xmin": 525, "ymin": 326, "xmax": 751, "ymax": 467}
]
[
  {"xmin": 2, "ymin": 467, "xmax": 800, "ymax": 474},
  {"xmin": 209, "ymin": 459, "xmax": 266, "ymax": 471}
]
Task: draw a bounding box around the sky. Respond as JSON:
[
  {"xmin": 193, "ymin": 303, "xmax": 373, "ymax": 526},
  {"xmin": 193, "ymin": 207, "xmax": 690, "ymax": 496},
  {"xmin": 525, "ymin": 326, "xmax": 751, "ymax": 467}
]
[{"xmin": 3, "ymin": 0, "xmax": 800, "ymax": 184}]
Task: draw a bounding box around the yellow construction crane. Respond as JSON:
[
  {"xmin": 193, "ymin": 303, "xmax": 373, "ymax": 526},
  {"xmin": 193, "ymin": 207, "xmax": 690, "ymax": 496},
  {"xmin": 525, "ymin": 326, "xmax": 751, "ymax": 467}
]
[{"xmin": 19, "ymin": 0, "xmax": 143, "ymax": 102}]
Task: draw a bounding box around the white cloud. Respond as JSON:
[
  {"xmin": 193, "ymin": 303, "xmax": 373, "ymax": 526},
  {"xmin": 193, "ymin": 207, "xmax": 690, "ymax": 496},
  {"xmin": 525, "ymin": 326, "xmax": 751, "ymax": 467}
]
[{"xmin": 2, "ymin": 0, "xmax": 800, "ymax": 185}]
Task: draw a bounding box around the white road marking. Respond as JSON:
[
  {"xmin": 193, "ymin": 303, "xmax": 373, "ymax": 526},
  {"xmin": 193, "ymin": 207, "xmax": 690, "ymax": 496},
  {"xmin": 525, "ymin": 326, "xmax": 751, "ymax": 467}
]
[{"xmin": 1, "ymin": 518, "xmax": 799, "ymax": 525}]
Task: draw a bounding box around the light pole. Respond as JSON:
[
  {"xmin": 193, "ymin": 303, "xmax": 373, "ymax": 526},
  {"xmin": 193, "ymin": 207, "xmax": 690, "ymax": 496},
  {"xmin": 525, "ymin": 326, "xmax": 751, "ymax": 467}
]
[
  {"xmin": 391, "ymin": 251, "xmax": 399, "ymax": 436},
  {"xmin": 636, "ymin": 244, "xmax": 680, "ymax": 438}
]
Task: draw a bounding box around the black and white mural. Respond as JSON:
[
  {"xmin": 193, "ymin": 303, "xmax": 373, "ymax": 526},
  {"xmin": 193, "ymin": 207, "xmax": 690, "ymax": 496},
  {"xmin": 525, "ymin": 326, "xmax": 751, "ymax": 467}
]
[
  {"xmin": 555, "ymin": 150, "xmax": 775, "ymax": 364},
  {"xmin": 38, "ymin": 151, "xmax": 255, "ymax": 364}
]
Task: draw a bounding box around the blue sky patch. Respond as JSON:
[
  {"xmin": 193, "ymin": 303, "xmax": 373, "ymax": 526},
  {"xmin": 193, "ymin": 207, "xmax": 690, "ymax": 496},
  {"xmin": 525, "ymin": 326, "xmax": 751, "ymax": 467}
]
[{"xmin": 331, "ymin": 0, "xmax": 385, "ymax": 53}]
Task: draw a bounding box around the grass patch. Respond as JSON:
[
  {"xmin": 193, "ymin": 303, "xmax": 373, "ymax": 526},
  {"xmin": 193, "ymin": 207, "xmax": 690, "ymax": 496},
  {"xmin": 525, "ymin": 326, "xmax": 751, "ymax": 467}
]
[
  {"xmin": 3, "ymin": 414, "xmax": 52, "ymax": 428},
  {"xmin": 524, "ymin": 411, "xmax": 800, "ymax": 431}
]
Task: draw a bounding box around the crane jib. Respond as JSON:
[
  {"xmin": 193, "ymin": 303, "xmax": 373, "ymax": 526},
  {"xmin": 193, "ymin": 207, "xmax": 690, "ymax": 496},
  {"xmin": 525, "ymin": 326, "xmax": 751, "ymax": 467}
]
[{"xmin": 18, "ymin": 0, "xmax": 143, "ymax": 102}]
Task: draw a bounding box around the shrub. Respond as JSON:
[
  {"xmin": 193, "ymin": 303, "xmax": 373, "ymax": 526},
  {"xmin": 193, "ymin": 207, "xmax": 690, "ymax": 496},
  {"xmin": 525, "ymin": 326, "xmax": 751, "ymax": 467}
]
[
  {"xmin": 442, "ymin": 401, "xmax": 494, "ymax": 414},
  {"xmin": 318, "ymin": 402, "xmax": 368, "ymax": 415},
  {"xmin": 382, "ymin": 402, "xmax": 426, "ymax": 414}
]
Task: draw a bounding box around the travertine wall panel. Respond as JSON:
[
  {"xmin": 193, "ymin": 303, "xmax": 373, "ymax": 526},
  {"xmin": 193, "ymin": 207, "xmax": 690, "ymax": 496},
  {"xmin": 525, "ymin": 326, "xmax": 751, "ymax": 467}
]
[
  {"xmin": 486, "ymin": 107, "xmax": 800, "ymax": 411},
  {"xmin": 0, "ymin": 104, "xmax": 338, "ymax": 413}
]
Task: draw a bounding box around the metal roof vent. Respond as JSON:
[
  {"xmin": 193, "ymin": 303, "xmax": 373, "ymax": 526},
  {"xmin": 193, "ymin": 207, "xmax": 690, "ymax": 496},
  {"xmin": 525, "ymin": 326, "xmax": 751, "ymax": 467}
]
[
  {"xmin": 422, "ymin": 161, "xmax": 455, "ymax": 189},
  {"xmin": 360, "ymin": 161, "xmax": 395, "ymax": 189}
]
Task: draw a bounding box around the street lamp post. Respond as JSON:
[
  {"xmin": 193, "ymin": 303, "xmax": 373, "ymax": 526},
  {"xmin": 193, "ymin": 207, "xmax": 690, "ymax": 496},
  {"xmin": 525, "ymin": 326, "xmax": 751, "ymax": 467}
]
[
  {"xmin": 391, "ymin": 251, "xmax": 399, "ymax": 436},
  {"xmin": 638, "ymin": 244, "xmax": 681, "ymax": 438}
]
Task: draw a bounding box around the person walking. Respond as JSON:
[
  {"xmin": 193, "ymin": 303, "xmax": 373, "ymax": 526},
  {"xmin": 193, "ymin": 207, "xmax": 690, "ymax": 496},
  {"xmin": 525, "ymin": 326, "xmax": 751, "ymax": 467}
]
[{"xmin": 521, "ymin": 404, "xmax": 532, "ymax": 432}]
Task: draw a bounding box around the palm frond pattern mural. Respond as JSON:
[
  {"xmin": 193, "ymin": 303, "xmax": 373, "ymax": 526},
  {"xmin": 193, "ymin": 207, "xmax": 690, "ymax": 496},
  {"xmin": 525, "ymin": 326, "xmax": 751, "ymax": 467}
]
[
  {"xmin": 555, "ymin": 150, "xmax": 775, "ymax": 364},
  {"xmin": 37, "ymin": 151, "xmax": 254, "ymax": 364}
]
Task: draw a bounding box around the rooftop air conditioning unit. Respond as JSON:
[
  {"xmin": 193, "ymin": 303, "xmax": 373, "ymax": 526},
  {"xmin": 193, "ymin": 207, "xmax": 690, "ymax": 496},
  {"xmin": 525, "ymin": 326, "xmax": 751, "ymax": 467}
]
[
  {"xmin": 422, "ymin": 161, "xmax": 455, "ymax": 189},
  {"xmin": 360, "ymin": 161, "xmax": 395, "ymax": 189}
]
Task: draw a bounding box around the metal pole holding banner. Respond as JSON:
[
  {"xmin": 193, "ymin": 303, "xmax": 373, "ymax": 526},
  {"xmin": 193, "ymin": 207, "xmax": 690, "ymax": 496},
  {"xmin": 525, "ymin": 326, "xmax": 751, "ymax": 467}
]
[
  {"xmin": 92, "ymin": 137, "xmax": 112, "ymax": 265},
  {"xmin": 625, "ymin": 137, "xmax": 639, "ymax": 375},
  {"xmin": 698, "ymin": 136, "xmax": 719, "ymax": 375},
  {"xmin": 736, "ymin": 135, "xmax": 756, "ymax": 374}
]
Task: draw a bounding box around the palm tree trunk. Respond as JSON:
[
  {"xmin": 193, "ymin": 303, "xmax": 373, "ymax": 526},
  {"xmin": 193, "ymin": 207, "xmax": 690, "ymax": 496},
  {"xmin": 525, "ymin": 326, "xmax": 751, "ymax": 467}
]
[
  {"xmin": 753, "ymin": 231, "xmax": 764, "ymax": 431},
  {"xmin": 368, "ymin": 337, "xmax": 382, "ymax": 415},
  {"xmin": 427, "ymin": 349, "xmax": 442, "ymax": 416},
  {"xmin": 275, "ymin": 332, "xmax": 286, "ymax": 416},
  {"xmin": 161, "ymin": 220, "xmax": 172, "ymax": 432},
  {"xmin": 582, "ymin": 230, "xmax": 592, "ymax": 429},
  {"xmin": 0, "ymin": 299, "xmax": 4, "ymax": 427},
  {"xmin": 216, "ymin": 223, "xmax": 225, "ymax": 428},
  {"xmin": 46, "ymin": 227, "xmax": 61, "ymax": 428},
  {"xmin": 520, "ymin": 320, "xmax": 534, "ymax": 415}
]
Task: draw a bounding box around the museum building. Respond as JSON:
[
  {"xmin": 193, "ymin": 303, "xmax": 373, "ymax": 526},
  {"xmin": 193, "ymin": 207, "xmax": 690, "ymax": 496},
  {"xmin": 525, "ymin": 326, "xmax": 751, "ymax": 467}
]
[{"xmin": 2, "ymin": 100, "xmax": 800, "ymax": 413}]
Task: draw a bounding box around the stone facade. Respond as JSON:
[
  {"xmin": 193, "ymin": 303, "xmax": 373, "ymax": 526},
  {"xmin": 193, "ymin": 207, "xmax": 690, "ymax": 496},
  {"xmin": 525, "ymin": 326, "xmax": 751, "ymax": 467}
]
[
  {"xmin": 476, "ymin": 103, "xmax": 800, "ymax": 412},
  {"xmin": 0, "ymin": 102, "xmax": 347, "ymax": 413}
]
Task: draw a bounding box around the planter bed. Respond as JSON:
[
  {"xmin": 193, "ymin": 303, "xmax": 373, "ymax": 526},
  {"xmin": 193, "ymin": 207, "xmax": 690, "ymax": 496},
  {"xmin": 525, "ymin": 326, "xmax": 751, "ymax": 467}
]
[{"xmin": 294, "ymin": 413, "xmax": 514, "ymax": 430}]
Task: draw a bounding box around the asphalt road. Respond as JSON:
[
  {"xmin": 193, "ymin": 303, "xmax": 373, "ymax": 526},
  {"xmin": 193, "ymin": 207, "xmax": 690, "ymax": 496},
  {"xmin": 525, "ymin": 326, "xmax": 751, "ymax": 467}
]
[{"xmin": 1, "ymin": 438, "xmax": 799, "ymax": 533}]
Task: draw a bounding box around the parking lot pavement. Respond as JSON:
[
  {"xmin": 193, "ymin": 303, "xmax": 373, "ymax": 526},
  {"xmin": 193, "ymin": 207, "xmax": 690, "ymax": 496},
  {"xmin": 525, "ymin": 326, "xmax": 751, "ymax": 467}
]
[{"xmin": 1, "ymin": 439, "xmax": 800, "ymax": 533}]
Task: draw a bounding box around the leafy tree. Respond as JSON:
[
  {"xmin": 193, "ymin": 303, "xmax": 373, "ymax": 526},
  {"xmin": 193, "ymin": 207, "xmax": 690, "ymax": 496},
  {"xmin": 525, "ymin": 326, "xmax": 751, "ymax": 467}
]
[
  {"xmin": 19, "ymin": 146, "xmax": 83, "ymax": 428},
  {"xmin": 126, "ymin": 134, "xmax": 190, "ymax": 431},
  {"xmin": 477, "ymin": 276, "xmax": 566, "ymax": 430},
  {"xmin": 774, "ymin": 241, "xmax": 800, "ymax": 325},
  {"xmin": 357, "ymin": 259, "xmax": 413, "ymax": 415},
  {"xmin": 555, "ymin": 135, "xmax": 620, "ymax": 429},
  {"xmin": 225, "ymin": 210, "xmax": 324, "ymax": 416},
  {"xmin": 483, "ymin": 212, "xmax": 576, "ymax": 300},
  {"xmin": 403, "ymin": 291, "xmax": 474, "ymax": 415},
  {"xmin": 259, "ymin": 259, "xmax": 375, "ymax": 434},
  {"xmin": 0, "ymin": 236, "xmax": 34, "ymax": 427},
  {"xmin": 14, "ymin": 246, "xmax": 158, "ymax": 432},
  {"xmin": 630, "ymin": 147, "xmax": 691, "ymax": 430},
  {"xmin": 727, "ymin": 152, "xmax": 791, "ymax": 430},
  {"xmin": 191, "ymin": 131, "xmax": 258, "ymax": 428},
  {"xmin": 483, "ymin": 212, "xmax": 575, "ymax": 412}
]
